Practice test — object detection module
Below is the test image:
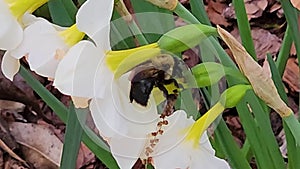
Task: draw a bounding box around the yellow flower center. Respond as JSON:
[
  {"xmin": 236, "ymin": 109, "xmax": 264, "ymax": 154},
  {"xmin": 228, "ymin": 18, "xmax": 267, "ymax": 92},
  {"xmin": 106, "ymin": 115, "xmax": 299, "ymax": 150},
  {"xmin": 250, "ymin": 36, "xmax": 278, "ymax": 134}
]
[
  {"xmin": 5, "ymin": 0, "xmax": 48, "ymax": 19},
  {"xmin": 105, "ymin": 43, "xmax": 161, "ymax": 78},
  {"xmin": 59, "ymin": 24, "xmax": 85, "ymax": 46},
  {"xmin": 185, "ymin": 102, "xmax": 225, "ymax": 148}
]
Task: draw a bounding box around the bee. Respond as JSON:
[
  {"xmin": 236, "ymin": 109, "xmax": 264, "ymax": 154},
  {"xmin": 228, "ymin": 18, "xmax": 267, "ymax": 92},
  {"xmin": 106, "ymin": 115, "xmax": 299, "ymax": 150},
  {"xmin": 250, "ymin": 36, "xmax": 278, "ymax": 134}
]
[{"xmin": 129, "ymin": 54, "xmax": 181, "ymax": 107}]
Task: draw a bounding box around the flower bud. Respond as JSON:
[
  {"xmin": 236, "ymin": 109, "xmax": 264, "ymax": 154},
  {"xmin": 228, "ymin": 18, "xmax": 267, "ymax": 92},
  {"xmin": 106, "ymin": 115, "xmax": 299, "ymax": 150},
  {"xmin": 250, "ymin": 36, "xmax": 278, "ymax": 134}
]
[
  {"xmin": 217, "ymin": 26, "xmax": 293, "ymax": 117},
  {"xmin": 158, "ymin": 24, "xmax": 217, "ymax": 53},
  {"xmin": 219, "ymin": 84, "xmax": 252, "ymax": 108},
  {"xmin": 192, "ymin": 62, "xmax": 225, "ymax": 87}
]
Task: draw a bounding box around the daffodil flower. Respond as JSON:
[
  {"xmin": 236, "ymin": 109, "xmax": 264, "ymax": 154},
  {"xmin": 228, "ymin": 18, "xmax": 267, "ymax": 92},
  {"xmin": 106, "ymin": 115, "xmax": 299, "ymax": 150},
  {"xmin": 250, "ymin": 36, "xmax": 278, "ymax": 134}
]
[
  {"xmin": 54, "ymin": 0, "xmax": 114, "ymax": 106},
  {"xmin": 150, "ymin": 110, "xmax": 230, "ymax": 169},
  {"xmin": 5, "ymin": 18, "xmax": 84, "ymax": 79},
  {"xmin": 90, "ymin": 73, "xmax": 159, "ymax": 167},
  {"xmin": 0, "ymin": 0, "xmax": 48, "ymax": 80},
  {"xmin": 90, "ymin": 89, "xmax": 230, "ymax": 169},
  {"xmin": 0, "ymin": 0, "xmax": 48, "ymax": 50},
  {"xmin": 90, "ymin": 74, "xmax": 231, "ymax": 168}
]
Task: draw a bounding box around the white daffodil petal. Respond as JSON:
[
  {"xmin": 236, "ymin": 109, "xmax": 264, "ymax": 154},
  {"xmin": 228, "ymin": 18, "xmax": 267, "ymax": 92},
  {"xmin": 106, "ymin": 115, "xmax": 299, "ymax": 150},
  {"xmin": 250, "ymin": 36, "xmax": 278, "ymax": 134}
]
[
  {"xmin": 54, "ymin": 40, "xmax": 105, "ymax": 99},
  {"xmin": 110, "ymin": 136, "xmax": 146, "ymax": 169},
  {"xmin": 152, "ymin": 110, "xmax": 192, "ymax": 168},
  {"xmin": 21, "ymin": 13, "xmax": 45, "ymax": 27},
  {"xmin": 90, "ymin": 97, "xmax": 125, "ymax": 138},
  {"xmin": 76, "ymin": 0, "xmax": 113, "ymax": 39},
  {"xmin": 0, "ymin": 0, "xmax": 23, "ymax": 50},
  {"xmin": 10, "ymin": 19, "xmax": 68, "ymax": 78},
  {"xmin": 1, "ymin": 52, "xmax": 20, "ymax": 80},
  {"xmin": 152, "ymin": 143, "xmax": 190, "ymax": 169},
  {"xmin": 91, "ymin": 25, "xmax": 111, "ymax": 51},
  {"xmin": 153, "ymin": 110, "xmax": 194, "ymax": 155},
  {"xmin": 191, "ymin": 135, "xmax": 230, "ymax": 169}
]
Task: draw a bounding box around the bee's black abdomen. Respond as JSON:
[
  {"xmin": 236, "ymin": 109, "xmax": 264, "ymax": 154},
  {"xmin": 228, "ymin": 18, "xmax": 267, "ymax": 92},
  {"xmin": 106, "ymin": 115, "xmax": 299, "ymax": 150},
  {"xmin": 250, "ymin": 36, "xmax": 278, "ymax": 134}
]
[{"xmin": 129, "ymin": 78, "xmax": 155, "ymax": 106}]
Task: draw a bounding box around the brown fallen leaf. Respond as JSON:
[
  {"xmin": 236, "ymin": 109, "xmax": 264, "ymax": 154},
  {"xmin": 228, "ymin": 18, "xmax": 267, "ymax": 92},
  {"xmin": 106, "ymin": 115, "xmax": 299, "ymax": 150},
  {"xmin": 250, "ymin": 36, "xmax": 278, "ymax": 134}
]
[
  {"xmin": 0, "ymin": 100, "xmax": 25, "ymax": 112},
  {"xmin": 230, "ymin": 27, "xmax": 281, "ymax": 60},
  {"xmin": 223, "ymin": 0, "xmax": 268, "ymax": 20},
  {"xmin": 9, "ymin": 122, "xmax": 63, "ymax": 168},
  {"xmin": 76, "ymin": 143, "xmax": 95, "ymax": 169},
  {"xmin": 283, "ymin": 58, "xmax": 300, "ymax": 93},
  {"xmin": 206, "ymin": 0, "xmax": 231, "ymax": 27},
  {"xmin": 0, "ymin": 139, "xmax": 28, "ymax": 167}
]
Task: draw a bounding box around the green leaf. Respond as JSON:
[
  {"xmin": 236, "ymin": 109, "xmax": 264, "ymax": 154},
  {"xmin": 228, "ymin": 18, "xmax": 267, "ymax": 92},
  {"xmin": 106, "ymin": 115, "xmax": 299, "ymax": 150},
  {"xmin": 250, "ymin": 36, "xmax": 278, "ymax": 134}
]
[
  {"xmin": 283, "ymin": 121, "xmax": 300, "ymax": 169},
  {"xmin": 269, "ymin": 52, "xmax": 300, "ymax": 169},
  {"xmin": 267, "ymin": 54, "xmax": 288, "ymax": 102},
  {"xmin": 111, "ymin": 11, "xmax": 136, "ymax": 50},
  {"xmin": 178, "ymin": 89, "xmax": 199, "ymax": 120},
  {"xmin": 131, "ymin": 0, "xmax": 175, "ymax": 43},
  {"xmin": 48, "ymin": 0, "xmax": 75, "ymax": 26},
  {"xmin": 280, "ymin": 0, "xmax": 300, "ymax": 62},
  {"xmin": 189, "ymin": 0, "xmax": 211, "ymax": 25},
  {"xmin": 61, "ymin": 0, "xmax": 78, "ymax": 20},
  {"xmin": 214, "ymin": 120, "xmax": 251, "ymax": 169},
  {"xmin": 60, "ymin": 103, "xmax": 83, "ymax": 169},
  {"xmin": 283, "ymin": 115, "xmax": 300, "ymax": 146},
  {"xmin": 237, "ymin": 91, "xmax": 285, "ymax": 169},
  {"xmin": 276, "ymin": 26, "xmax": 293, "ymax": 77},
  {"xmin": 232, "ymin": 0, "xmax": 257, "ymax": 60}
]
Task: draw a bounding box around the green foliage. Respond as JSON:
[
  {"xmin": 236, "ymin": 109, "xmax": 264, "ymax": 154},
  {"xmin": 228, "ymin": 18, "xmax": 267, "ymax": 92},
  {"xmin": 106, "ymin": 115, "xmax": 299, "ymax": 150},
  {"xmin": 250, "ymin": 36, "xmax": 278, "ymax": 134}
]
[{"xmin": 17, "ymin": 0, "xmax": 300, "ymax": 168}]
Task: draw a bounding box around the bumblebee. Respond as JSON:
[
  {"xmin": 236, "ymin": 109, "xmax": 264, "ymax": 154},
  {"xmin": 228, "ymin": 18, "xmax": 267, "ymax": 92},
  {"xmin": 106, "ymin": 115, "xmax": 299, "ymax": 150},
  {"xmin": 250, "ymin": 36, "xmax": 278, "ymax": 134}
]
[{"xmin": 129, "ymin": 54, "xmax": 181, "ymax": 107}]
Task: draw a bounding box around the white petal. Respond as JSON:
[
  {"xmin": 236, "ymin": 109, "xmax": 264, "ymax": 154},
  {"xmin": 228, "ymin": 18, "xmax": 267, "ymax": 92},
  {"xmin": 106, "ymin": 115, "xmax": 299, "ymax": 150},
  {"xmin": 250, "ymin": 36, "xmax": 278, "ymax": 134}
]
[
  {"xmin": 54, "ymin": 40, "xmax": 105, "ymax": 98},
  {"xmin": 152, "ymin": 143, "xmax": 190, "ymax": 169},
  {"xmin": 76, "ymin": 0, "xmax": 113, "ymax": 42},
  {"xmin": 21, "ymin": 13, "xmax": 45, "ymax": 27},
  {"xmin": 91, "ymin": 24, "xmax": 111, "ymax": 51},
  {"xmin": 0, "ymin": 0, "xmax": 23, "ymax": 50},
  {"xmin": 10, "ymin": 19, "xmax": 68, "ymax": 78},
  {"xmin": 153, "ymin": 110, "xmax": 194, "ymax": 156},
  {"xmin": 190, "ymin": 134, "xmax": 230, "ymax": 169},
  {"xmin": 110, "ymin": 136, "xmax": 146, "ymax": 169},
  {"xmin": 1, "ymin": 51, "xmax": 20, "ymax": 80}
]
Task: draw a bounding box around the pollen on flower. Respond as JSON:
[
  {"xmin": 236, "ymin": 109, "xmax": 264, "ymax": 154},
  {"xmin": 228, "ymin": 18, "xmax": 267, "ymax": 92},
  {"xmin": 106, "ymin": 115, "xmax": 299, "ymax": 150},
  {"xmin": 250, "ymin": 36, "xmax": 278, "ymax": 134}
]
[
  {"xmin": 158, "ymin": 129, "xmax": 164, "ymax": 135},
  {"xmin": 54, "ymin": 49, "xmax": 66, "ymax": 61},
  {"xmin": 151, "ymin": 132, "xmax": 158, "ymax": 136}
]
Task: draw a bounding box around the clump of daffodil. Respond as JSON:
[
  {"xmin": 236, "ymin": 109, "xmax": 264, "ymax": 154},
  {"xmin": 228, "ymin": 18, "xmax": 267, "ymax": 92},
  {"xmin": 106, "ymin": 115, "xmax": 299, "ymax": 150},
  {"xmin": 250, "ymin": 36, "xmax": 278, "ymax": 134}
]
[
  {"xmin": 106, "ymin": 23, "xmax": 217, "ymax": 78},
  {"xmin": 0, "ymin": 0, "xmax": 49, "ymax": 80},
  {"xmin": 2, "ymin": 19, "xmax": 85, "ymax": 80},
  {"xmin": 90, "ymin": 77, "xmax": 231, "ymax": 168},
  {"xmin": 0, "ymin": 0, "xmax": 48, "ymax": 50},
  {"xmin": 186, "ymin": 84, "xmax": 252, "ymax": 147}
]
